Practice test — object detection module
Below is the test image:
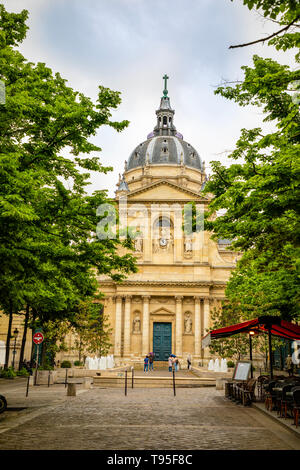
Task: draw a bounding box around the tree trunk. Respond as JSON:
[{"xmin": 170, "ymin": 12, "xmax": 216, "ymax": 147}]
[
  {"xmin": 4, "ymin": 300, "xmax": 13, "ymax": 369},
  {"xmin": 30, "ymin": 309, "xmax": 37, "ymax": 367},
  {"xmin": 18, "ymin": 304, "xmax": 30, "ymax": 370}
]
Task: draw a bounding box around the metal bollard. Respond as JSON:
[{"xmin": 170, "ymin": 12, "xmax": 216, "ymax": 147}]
[
  {"xmin": 125, "ymin": 370, "xmax": 128, "ymax": 396},
  {"xmin": 48, "ymin": 370, "xmax": 51, "ymax": 387},
  {"xmin": 131, "ymin": 367, "xmax": 134, "ymax": 389},
  {"xmin": 65, "ymin": 368, "xmax": 68, "ymax": 388},
  {"xmin": 26, "ymin": 375, "xmax": 30, "ymax": 397},
  {"xmin": 173, "ymin": 370, "xmax": 176, "ymax": 397}
]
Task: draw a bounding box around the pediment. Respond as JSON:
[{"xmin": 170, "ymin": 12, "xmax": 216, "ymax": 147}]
[
  {"xmin": 126, "ymin": 180, "xmax": 209, "ymax": 202},
  {"xmin": 150, "ymin": 307, "xmax": 174, "ymax": 315}
]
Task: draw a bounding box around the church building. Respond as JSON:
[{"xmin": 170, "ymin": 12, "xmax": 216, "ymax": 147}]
[{"xmin": 97, "ymin": 76, "xmax": 238, "ymax": 366}]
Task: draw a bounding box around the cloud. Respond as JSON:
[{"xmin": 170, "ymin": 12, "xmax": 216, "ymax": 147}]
[{"xmin": 3, "ymin": 0, "xmax": 296, "ymax": 196}]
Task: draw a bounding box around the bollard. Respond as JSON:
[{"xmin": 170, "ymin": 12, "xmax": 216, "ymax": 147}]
[
  {"xmin": 67, "ymin": 383, "xmax": 76, "ymax": 396},
  {"xmin": 26, "ymin": 375, "xmax": 30, "ymax": 397},
  {"xmin": 48, "ymin": 370, "xmax": 51, "ymax": 387},
  {"xmin": 83, "ymin": 377, "xmax": 92, "ymax": 389},
  {"xmin": 125, "ymin": 370, "xmax": 127, "ymax": 396},
  {"xmin": 131, "ymin": 367, "xmax": 134, "ymax": 389},
  {"xmin": 65, "ymin": 368, "xmax": 68, "ymax": 388},
  {"xmin": 173, "ymin": 370, "xmax": 176, "ymax": 397}
]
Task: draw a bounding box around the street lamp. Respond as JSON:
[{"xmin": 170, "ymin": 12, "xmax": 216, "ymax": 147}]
[
  {"xmin": 12, "ymin": 328, "xmax": 19, "ymax": 370},
  {"xmin": 249, "ymin": 330, "xmax": 255, "ymax": 378}
]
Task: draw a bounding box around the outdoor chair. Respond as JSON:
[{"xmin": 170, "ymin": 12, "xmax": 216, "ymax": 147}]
[
  {"xmin": 278, "ymin": 384, "xmax": 294, "ymax": 418},
  {"xmin": 257, "ymin": 375, "xmax": 269, "ymax": 401},
  {"xmin": 264, "ymin": 380, "xmax": 277, "ymax": 411},
  {"xmin": 233, "ymin": 378, "xmax": 257, "ymax": 406},
  {"xmin": 292, "ymin": 389, "xmax": 300, "ymax": 428}
]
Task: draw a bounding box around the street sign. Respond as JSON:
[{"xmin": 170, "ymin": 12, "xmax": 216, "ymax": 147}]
[{"xmin": 33, "ymin": 332, "xmax": 44, "ymax": 345}]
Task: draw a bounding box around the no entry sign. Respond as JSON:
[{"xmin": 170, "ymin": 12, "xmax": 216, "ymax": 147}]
[{"xmin": 33, "ymin": 332, "xmax": 44, "ymax": 345}]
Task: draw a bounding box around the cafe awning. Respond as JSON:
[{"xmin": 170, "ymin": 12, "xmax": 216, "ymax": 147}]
[{"xmin": 202, "ymin": 315, "xmax": 300, "ymax": 348}]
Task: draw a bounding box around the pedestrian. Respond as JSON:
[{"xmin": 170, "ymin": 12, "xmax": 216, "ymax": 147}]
[
  {"xmin": 149, "ymin": 353, "xmax": 154, "ymax": 371},
  {"xmin": 285, "ymin": 354, "xmax": 294, "ymax": 376},
  {"xmin": 168, "ymin": 355, "xmax": 173, "ymax": 372},
  {"xmin": 144, "ymin": 355, "xmax": 149, "ymax": 372},
  {"xmin": 187, "ymin": 353, "xmax": 192, "ymax": 370},
  {"xmin": 173, "ymin": 356, "xmax": 179, "ymax": 372}
]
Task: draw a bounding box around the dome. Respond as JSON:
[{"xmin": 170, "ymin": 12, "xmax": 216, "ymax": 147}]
[
  {"xmin": 127, "ymin": 75, "xmax": 203, "ymax": 172},
  {"xmin": 127, "ymin": 135, "xmax": 202, "ymax": 170}
]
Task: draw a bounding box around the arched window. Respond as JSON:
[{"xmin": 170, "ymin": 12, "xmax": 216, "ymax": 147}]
[
  {"xmin": 154, "ymin": 216, "xmax": 172, "ymax": 229},
  {"xmin": 163, "ymin": 116, "xmax": 167, "ymax": 125}
]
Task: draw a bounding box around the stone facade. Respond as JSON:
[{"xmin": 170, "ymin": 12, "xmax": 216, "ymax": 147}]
[
  {"xmin": 0, "ymin": 82, "xmax": 239, "ymax": 367},
  {"xmin": 95, "ymin": 85, "xmax": 239, "ymax": 366}
]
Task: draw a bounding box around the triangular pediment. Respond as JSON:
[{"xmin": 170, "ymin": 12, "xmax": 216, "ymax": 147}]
[
  {"xmin": 124, "ymin": 180, "xmax": 209, "ymax": 202},
  {"xmin": 151, "ymin": 307, "xmax": 174, "ymax": 315}
]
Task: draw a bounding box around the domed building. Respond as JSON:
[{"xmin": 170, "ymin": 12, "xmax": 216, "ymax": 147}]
[{"xmin": 97, "ymin": 76, "xmax": 238, "ymax": 366}]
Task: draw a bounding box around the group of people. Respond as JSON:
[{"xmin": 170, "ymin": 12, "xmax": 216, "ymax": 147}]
[
  {"xmin": 143, "ymin": 353, "xmax": 193, "ymax": 372},
  {"xmin": 143, "ymin": 352, "xmax": 155, "ymax": 372}
]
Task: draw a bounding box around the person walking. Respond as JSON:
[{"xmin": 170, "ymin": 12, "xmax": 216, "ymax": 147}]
[
  {"xmin": 149, "ymin": 353, "xmax": 154, "ymax": 371},
  {"xmin": 144, "ymin": 355, "xmax": 149, "ymax": 373},
  {"xmin": 168, "ymin": 355, "xmax": 173, "ymax": 372},
  {"xmin": 285, "ymin": 354, "xmax": 294, "ymax": 376},
  {"xmin": 187, "ymin": 354, "xmax": 192, "ymax": 370}
]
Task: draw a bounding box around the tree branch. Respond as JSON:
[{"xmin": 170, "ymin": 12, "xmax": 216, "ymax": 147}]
[{"xmin": 229, "ymin": 16, "xmax": 300, "ymax": 49}]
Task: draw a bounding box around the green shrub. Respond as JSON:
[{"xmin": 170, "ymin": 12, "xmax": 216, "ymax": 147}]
[
  {"xmin": 227, "ymin": 361, "xmax": 235, "ymax": 368},
  {"xmin": 16, "ymin": 368, "xmax": 30, "ymax": 377},
  {"xmin": 0, "ymin": 367, "xmax": 17, "ymax": 379},
  {"xmin": 73, "ymin": 360, "xmax": 83, "ymax": 366},
  {"xmin": 61, "ymin": 360, "xmax": 72, "ymax": 368}
]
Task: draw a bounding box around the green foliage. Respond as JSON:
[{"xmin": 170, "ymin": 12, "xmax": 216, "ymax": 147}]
[
  {"xmin": 203, "ymin": 51, "xmax": 300, "ymax": 322},
  {"xmin": 0, "ymin": 366, "xmax": 16, "ymax": 378},
  {"xmin": 0, "ymin": 4, "xmax": 137, "ymax": 367},
  {"xmin": 73, "ymin": 360, "xmax": 83, "ymax": 366},
  {"xmin": 227, "ymin": 360, "xmax": 235, "ymax": 368},
  {"xmin": 60, "ymin": 360, "xmax": 72, "ymax": 369},
  {"xmin": 72, "ymin": 301, "xmax": 113, "ymax": 357},
  {"xmin": 16, "ymin": 367, "xmax": 29, "ymax": 376}
]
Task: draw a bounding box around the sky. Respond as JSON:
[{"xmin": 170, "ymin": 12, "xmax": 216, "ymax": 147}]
[{"xmin": 3, "ymin": 0, "xmax": 297, "ymax": 196}]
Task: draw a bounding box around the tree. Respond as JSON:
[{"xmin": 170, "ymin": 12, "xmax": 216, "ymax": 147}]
[
  {"xmin": 0, "ymin": 5, "xmax": 137, "ymax": 367},
  {"xmin": 198, "ymin": 2, "xmax": 300, "ymax": 328},
  {"xmin": 72, "ymin": 301, "xmax": 113, "ymax": 359}
]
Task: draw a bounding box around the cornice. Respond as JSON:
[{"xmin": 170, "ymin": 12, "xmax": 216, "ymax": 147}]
[
  {"xmin": 98, "ymin": 280, "xmax": 227, "ymax": 287},
  {"xmin": 120, "ymin": 179, "xmax": 209, "ymax": 201}
]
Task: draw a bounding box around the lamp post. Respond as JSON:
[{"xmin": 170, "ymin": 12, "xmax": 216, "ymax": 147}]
[
  {"xmin": 249, "ymin": 330, "xmax": 255, "ymax": 378},
  {"xmin": 12, "ymin": 328, "xmax": 19, "ymax": 370}
]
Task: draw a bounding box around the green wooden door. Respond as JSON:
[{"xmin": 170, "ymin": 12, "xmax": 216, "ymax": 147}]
[{"xmin": 153, "ymin": 322, "xmax": 172, "ymax": 361}]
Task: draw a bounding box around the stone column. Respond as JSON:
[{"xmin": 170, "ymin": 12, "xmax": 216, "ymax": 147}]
[
  {"xmin": 203, "ymin": 297, "xmax": 210, "ymax": 336},
  {"xmin": 142, "ymin": 295, "xmax": 150, "ymax": 355},
  {"xmin": 194, "ymin": 296, "xmax": 201, "ymax": 356},
  {"xmin": 123, "ymin": 295, "xmax": 132, "ymax": 357},
  {"xmin": 114, "ymin": 295, "xmax": 123, "ymax": 356},
  {"xmin": 175, "ymin": 296, "xmax": 183, "ymax": 356}
]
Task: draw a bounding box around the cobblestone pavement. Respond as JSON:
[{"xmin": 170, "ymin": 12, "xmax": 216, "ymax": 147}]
[{"xmin": 0, "ymin": 382, "xmax": 299, "ymax": 450}]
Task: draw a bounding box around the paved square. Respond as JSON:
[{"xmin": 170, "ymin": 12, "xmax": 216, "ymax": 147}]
[{"xmin": 0, "ymin": 383, "xmax": 299, "ymax": 450}]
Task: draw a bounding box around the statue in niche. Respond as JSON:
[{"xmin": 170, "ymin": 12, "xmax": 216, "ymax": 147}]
[
  {"xmin": 133, "ymin": 315, "xmax": 141, "ymax": 333},
  {"xmin": 134, "ymin": 232, "xmax": 143, "ymax": 253},
  {"xmin": 184, "ymin": 314, "xmax": 192, "ymax": 334},
  {"xmin": 184, "ymin": 236, "xmax": 193, "ymax": 253}
]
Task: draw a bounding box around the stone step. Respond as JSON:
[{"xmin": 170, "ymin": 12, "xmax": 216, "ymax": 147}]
[{"xmin": 93, "ymin": 374, "xmax": 215, "ymax": 388}]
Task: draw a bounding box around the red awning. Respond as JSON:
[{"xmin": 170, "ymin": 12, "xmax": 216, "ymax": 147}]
[{"xmin": 202, "ymin": 316, "xmax": 300, "ymax": 348}]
